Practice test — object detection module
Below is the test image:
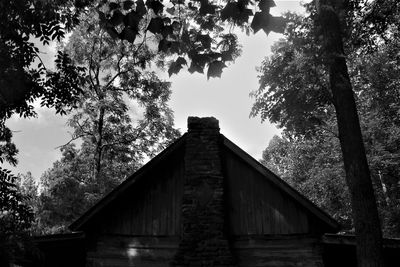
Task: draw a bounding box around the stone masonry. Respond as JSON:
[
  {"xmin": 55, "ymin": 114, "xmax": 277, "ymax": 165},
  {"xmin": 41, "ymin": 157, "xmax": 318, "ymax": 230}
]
[{"xmin": 172, "ymin": 117, "xmax": 236, "ymax": 267}]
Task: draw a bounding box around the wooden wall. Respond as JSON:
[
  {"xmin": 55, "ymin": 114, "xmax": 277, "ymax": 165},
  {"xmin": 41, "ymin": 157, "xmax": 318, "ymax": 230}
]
[
  {"xmin": 232, "ymin": 236, "xmax": 324, "ymax": 267},
  {"xmin": 223, "ymin": 148, "xmax": 310, "ymax": 235},
  {"xmin": 97, "ymin": 154, "xmax": 184, "ymax": 236},
  {"xmin": 85, "ymin": 152, "xmax": 184, "ymax": 266},
  {"xmin": 86, "ymin": 235, "xmax": 179, "ymax": 267}
]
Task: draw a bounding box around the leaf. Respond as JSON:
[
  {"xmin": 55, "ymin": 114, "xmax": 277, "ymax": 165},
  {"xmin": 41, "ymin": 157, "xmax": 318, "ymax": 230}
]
[
  {"xmin": 171, "ymin": 21, "xmax": 181, "ymax": 31},
  {"xmin": 200, "ymin": 17, "xmax": 216, "ymax": 31},
  {"xmin": 221, "ymin": 2, "xmax": 238, "ymax": 21},
  {"xmin": 120, "ymin": 27, "xmax": 137, "ymax": 42},
  {"xmin": 158, "ymin": 38, "xmax": 171, "ymax": 52},
  {"xmin": 269, "ymin": 16, "xmax": 287, "ymax": 34},
  {"xmin": 207, "ymin": 60, "xmax": 226, "ymax": 79},
  {"xmin": 221, "ymin": 51, "xmax": 233, "ymax": 62},
  {"xmin": 168, "ymin": 57, "xmax": 187, "ymax": 76},
  {"xmin": 176, "ymin": 57, "xmax": 187, "ymax": 66},
  {"xmin": 258, "ymin": 0, "xmax": 276, "ymax": 13},
  {"xmin": 161, "ymin": 25, "xmax": 173, "ymax": 38},
  {"xmin": 147, "ymin": 17, "xmax": 164, "ymax": 34},
  {"xmin": 170, "ymin": 41, "xmax": 181, "ymax": 54},
  {"xmin": 251, "ymin": 12, "xmax": 286, "ymax": 35},
  {"xmin": 105, "ymin": 26, "xmax": 120, "ymax": 39},
  {"xmin": 199, "ymin": 0, "xmax": 216, "ymax": 15},
  {"xmin": 221, "ymin": 2, "xmax": 252, "ymax": 24},
  {"xmin": 146, "ymin": 0, "xmax": 164, "ymax": 14},
  {"xmin": 197, "ymin": 34, "xmax": 212, "ymax": 49},
  {"xmin": 166, "ymin": 7, "xmax": 175, "ymax": 15},
  {"xmin": 136, "ymin": 0, "xmax": 147, "ymax": 17},
  {"xmin": 110, "ymin": 10, "xmax": 124, "ymax": 26},
  {"xmin": 109, "ymin": 2, "xmax": 120, "ymax": 10},
  {"xmin": 188, "ymin": 62, "xmax": 204, "ymax": 74},
  {"xmin": 251, "ymin": 11, "xmax": 270, "ymax": 34},
  {"xmin": 124, "ymin": 10, "xmax": 141, "ymax": 30},
  {"xmin": 98, "ymin": 11, "xmax": 107, "ymax": 25},
  {"xmin": 123, "ymin": 0, "xmax": 135, "ymax": 10}
]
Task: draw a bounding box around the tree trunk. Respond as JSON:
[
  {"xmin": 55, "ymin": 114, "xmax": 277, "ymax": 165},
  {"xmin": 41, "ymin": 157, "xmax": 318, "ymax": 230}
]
[
  {"xmin": 317, "ymin": 1, "xmax": 385, "ymax": 266},
  {"xmin": 94, "ymin": 106, "xmax": 105, "ymax": 181}
]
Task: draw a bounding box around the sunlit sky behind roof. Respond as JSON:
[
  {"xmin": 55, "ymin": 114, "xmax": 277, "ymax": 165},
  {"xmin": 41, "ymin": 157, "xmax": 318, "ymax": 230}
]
[{"xmin": 5, "ymin": 1, "xmax": 305, "ymax": 179}]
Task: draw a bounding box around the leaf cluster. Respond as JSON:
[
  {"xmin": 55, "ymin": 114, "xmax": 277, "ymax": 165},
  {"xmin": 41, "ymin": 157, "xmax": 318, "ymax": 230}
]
[
  {"xmin": 0, "ymin": 0, "xmax": 86, "ymax": 120},
  {"xmin": 33, "ymin": 14, "xmax": 181, "ymax": 233},
  {"xmin": 95, "ymin": 0, "xmax": 286, "ymax": 79},
  {"xmin": 0, "ymin": 167, "xmax": 35, "ymax": 262},
  {"xmin": 251, "ymin": 12, "xmax": 331, "ymax": 138},
  {"xmin": 256, "ymin": 7, "xmax": 400, "ymax": 236}
]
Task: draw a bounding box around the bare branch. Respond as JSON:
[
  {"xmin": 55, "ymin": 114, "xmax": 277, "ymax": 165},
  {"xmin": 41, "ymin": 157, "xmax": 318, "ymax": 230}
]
[{"xmin": 55, "ymin": 134, "xmax": 85, "ymax": 149}]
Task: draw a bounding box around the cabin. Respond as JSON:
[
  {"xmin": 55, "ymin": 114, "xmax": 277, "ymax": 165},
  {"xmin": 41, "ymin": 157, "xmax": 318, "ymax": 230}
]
[{"xmin": 25, "ymin": 117, "xmax": 400, "ymax": 267}]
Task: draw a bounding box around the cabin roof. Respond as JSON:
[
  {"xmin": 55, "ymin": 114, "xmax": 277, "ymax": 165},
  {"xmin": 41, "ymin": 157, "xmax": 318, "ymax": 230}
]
[
  {"xmin": 221, "ymin": 135, "xmax": 339, "ymax": 232},
  {"xmin": 70, "ymin": 133, "xmax": 339, "ymax": 232},
  {"xmin": 69, "ymin": 133, "xmax": 187, "ymax": 231}
]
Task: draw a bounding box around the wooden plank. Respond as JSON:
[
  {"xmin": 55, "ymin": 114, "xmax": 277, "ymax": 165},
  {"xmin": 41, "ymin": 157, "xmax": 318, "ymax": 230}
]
[
  {"xmin": 222, "ymin": 137, "xmax": 339, "ymax": 233},
  {"xmin": 147, "ymin": 184, "xmax": 153, "ymax": 235},
  {"xmin": 167, "ymin": 169, "xmax": 174, "ymax": 235},
  {"xmin": 70, "ymin": 135, "xmax": 186, "ymax": 231},
  {"xmin": 255, "ymin": 176, "xmax": 263, "ymax": 234},
  {"xmin": 248, "ymin": 171, "xmax": 256, "ymax": 235},
  {"xmin": 232, "ymin": 235, "xmax": 324, "ymax": 267}
]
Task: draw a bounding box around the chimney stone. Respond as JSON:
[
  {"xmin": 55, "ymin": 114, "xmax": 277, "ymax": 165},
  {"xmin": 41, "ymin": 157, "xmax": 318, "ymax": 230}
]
[{"xmin": 172, "ymin": 117, "xmax": 236, "ymax": 267}]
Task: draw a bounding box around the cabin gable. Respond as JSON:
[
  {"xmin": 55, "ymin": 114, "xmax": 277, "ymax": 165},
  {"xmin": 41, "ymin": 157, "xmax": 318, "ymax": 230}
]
[
  {"xmin": 70, "ymin": 138, "xmax": 186, "ymax": 267},
  {"xmin": 223, "ymin": 146, "xmax": 309, "ymax": 235},
  {"xmin": 94, "ymin": 151, "xmax": 185, "ymax": 236},
  {"xmin": 222, "ymin": 136, "xmax": 339, "ymax": 236},
  {"xmin": 64, "ymin": 117, "xmax": 340, "ymax": 267}
]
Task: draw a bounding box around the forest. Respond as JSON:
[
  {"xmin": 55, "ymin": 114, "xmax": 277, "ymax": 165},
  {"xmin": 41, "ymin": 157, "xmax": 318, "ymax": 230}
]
[{"xmin": 1, "ymin": 1, "xmax": 399, "ymax": 267}]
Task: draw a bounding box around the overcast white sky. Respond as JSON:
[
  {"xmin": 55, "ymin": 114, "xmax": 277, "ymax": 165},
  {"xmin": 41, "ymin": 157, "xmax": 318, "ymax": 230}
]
[{"xmin": 5, "ymin": 1, "xmax": 305, "ymax": 180}]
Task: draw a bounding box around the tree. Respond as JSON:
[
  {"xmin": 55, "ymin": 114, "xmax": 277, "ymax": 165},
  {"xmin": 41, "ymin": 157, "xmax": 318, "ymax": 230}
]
[
  {"xmin": 64, "ymin": 11, "xmax": 180, "ymax": 181},
  {"xmin": 93, "ymin": 0, "xmax": 281, "ymax": 78},
  {"xmin": 3, "ymin": 1, "xmax": 398, "ymax": 265},
  {"xmin": 0, "ymin": 0, "xmax": 89, "ymax": 120},
  {"xmin": 0, "ymin": 126, "xmax": 35, "ymax": 264},
  {"xmin": 316, "ymin": 1, "xmax": 384, "ymax": 265},
  {"xmin": 36, "ymin": 144, "xmax": 91, "ymax": 233},
  {"xmin": 0, "ymin": 168, "xmax": 35, "ymax": 264},
  {"xmin": 80, "ymin": 1, "xmax": 400, "ymax": 265},
  {"xmin": 261, "ymin": 134, "xmax": 352, "ymax": 229},
  {"xmin": 0, "ymin": 0, "xmax": 88, "ymax": 242},
  {"xmin": 252, "ymin": 3, "xmax": 400, "ymax": 264},
  {"xmin": 35, "ymin": 11, "xmax": 180, "ymax": 233}
]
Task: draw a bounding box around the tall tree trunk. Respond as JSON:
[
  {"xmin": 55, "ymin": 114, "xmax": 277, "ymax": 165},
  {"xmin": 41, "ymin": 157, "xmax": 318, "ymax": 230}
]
[
  {"xmin": 94, "ymin": 106, "xmax": 105, "ymax": 181},
  {"xmin": 317, "ymin": 1, "xmax": 385, "ymax": 266}
]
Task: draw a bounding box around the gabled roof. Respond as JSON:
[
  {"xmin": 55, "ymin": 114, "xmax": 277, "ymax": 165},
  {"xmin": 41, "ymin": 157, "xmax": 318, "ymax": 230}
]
[
  {"xmin": 69, "ymin": 133, "xmax": 187, "ymax": 231},
  {"xmin": 221, "ymin": 135, "xmax": 340, "ymax": 232},
  {"xmin": 70, "ymin": 132, "xmax": 339, "ymax": 232}
]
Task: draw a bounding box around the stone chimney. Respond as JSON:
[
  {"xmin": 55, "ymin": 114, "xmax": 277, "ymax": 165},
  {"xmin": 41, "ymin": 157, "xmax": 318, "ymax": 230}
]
[{"xmin": 172, "ymin": 117, "xmax": 236, "ymax": 267}]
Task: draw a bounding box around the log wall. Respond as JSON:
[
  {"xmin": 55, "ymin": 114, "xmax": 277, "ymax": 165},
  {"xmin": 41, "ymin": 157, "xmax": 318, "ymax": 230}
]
[
  {"xmin": 86, "ymin": 235, "xmax": 179, "ymax": 267},
  {"xmin": 232, "ymin": 235, "xmax": 324, "ymax": 267}
]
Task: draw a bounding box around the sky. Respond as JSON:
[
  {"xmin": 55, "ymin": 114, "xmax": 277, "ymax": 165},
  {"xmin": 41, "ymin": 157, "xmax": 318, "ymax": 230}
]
[{"xmin": 5, "ymin": 1, "xmax": 305, "ymax": 180}]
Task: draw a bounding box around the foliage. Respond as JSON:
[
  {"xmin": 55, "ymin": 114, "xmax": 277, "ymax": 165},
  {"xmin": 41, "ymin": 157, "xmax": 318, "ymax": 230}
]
[
  {"xmin": 36, "ymin": 144, "xmax": 91, "ymax": 234},
  {"xmin": 0, "ymin": 124, "xmax": 35, "ymax": 263},
  {"xmin": 262, "ymin": 134, "xmax": 352, "ymax": 229},
  {"xmin": 0, "ymin": 167, "xmax": 35, "ymax": 263},
  {"xmin": 255, "ymin": 10, "xmax": 400, "ymax": 237},
  {"xmin": 0, "ymin": 0, "xmax": 88, "ymax": 120},
  {"xmin": 0, "ymin": 125, "xmax": 18, "ymax": 166},
  {"xmin": 94, "ymin": 0, "xmax": 285, "ymax": 78},
  {"xmin": 35, "ymin": 12, "xmax": 180, "ymax": 233},
  {"xmin": 251, "ymin": 12, "xmax": 331, "ymax": 137}
]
